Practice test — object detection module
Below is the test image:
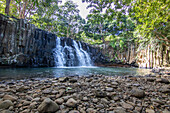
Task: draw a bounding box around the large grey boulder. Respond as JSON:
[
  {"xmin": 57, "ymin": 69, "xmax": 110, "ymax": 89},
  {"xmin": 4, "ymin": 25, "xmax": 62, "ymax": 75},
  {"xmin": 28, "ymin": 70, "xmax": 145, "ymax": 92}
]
[
  {"xmin": 0, "ymin": 100, "xmax": 13, "ymax": 109},
  {"xmin": 37, "ymin": 98, "xmax": 59, "ymax": 113},
  {"xmin": 130, "ymin": 88, "xmax": 145, "ymax": 98}
]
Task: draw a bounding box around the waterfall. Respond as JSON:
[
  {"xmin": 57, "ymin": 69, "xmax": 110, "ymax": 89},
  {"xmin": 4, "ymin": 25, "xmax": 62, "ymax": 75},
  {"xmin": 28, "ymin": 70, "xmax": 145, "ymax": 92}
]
[
  {"xmin": 73, "ymin": 40, "xmax": 86, "ymax": 66},
  {"xmin": 62, "ymin": 42, "xmax": 75, "ymax": 66},
  {"xmin": 54, "ymin": 37, "xmax": 92, "ymax": 67},
  {"xmin": 53, "ymin": 37, "xmax": 65, "ymax": 67},
  {"xmin": 78, "ymin": 42, "xmax": 92, "ymax": 66}
]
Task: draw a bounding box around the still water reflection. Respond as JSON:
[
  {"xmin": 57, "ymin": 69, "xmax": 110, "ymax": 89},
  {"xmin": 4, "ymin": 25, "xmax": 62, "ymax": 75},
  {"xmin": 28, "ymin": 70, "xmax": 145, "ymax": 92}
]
[{"xmin": 0, "ymin": 66, "xmax": 151, "ymax": 79}]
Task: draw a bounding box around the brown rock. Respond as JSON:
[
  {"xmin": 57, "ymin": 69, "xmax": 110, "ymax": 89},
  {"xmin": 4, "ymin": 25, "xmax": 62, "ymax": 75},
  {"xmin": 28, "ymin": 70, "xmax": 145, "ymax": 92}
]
[
  {"xmin": 69, "ymin": 78, "xmax": 77, "ymax": 83},
  {"xmin": 56, "ymin": 89, "xmax": 65, "ymax": 98},
  {"xmin": 62, "ymin": 96, "xmax": 72, "ymax": 101},
  {"xmin": 3, "ymin": 95, "xmax": 17, "ymax": 102},
  {"xmin": 69, "ymin": 110, "xmax": 80, "ymax": 113},
  {"xmin": 101, "ymin": 98, "xmax": 109, "ymax": 104},
  {"xmin": 59, "ymin": 77, "xmax": 69, "ymax": 82},
  {"xmin": 146, "ymin": 77, "xmax": 155, "ymax": 82},
  {"xmin": 156, "ymin": 78, "xmax": 169, "ymax": 84},
  {"xmin": 86, "ymin": 108, "xmax": 97, "ymax": 113},
  {"xmin": 146, "ymin": 108, "xmax": 155, "ymax": 113},
  {"xmin": 23, "ymin": 100, "xmax": 31, "ymax": 106},
  {"xmin": 42, "ymin": 89, "xmax": 51, "ymax": 94},
  {"xmin": 106, "ymin": 88, "xmax": 114, "ymax": 92},
  {"xmin": 121, "ymin": 102, "xmax": 133, "ymax": 109},
  {"xmin": 151, "ymin": 99, "xmax": 164, "ymax": 104},
  {"xmin": 95, "ymin": 90, "xmax": 107, "ymax": 98},
  {"xmin": 55, "ymin": 98, "xmax": 64, "ymax": 104},
  {"xmin": 32, "ymin": 97, "xmax": 40, "ymax": 102},
  {"xmin": 130, "ymin": 88, "xmax": 145, "ymax": 98},
  {"xmin": 82, "ymin": 97, "xmax": 88, "ymax": 101},
  {"xmin": 20, "ymin": 109, "xmax": 30, "ymax": 113},
  {"xmin": 160, "ymin": 85, "xmax": 170, "ymax": 93},
  {"xmin": 38, "ymin": 98, "xmax": 59, "ymax": 113},
  {"xmin": 65, "ymin": 98, "xmax": 77, "ymax": 107},
  {"xmin": 29, "ymin": 102, "xmax": 37, "ymax": 109},
  {"xmin": 25, "ymin": 95, "xmax": 33, "ymax": 101},
  {"xmin": 162, "ymin": 109, "xmax": 170, "ymax": 113},
  {"xmin": 1, "ymin": 110, "xmax": 13, "ymax": 113},
  {"xmin": 16, "ymin": 86, "xmax": 28, "ymax": 92},
  {"xmin": 92, "ymin": 98, "xmax": 98, "ymax": 103},
  {"xmin": 0, "ymin": 100, "xmax": 13, "ymax": 109},
  {"xmin": 135, "ymin": 106, "xmax": 142, "ymax": 112},
  {"xmin": 113, "ymin": 107, "xmax": 126, "ymax": 113}
]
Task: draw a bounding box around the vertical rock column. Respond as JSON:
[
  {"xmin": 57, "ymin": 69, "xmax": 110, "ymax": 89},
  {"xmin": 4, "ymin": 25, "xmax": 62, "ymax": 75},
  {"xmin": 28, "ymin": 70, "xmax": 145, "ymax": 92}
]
[
  {"xmin": 0, "ymin": 14, "xmax": 57, "ymax": 67},
  {"xmin": 0, "ymin": 14, "xmax": 18, "ymax": 65}
]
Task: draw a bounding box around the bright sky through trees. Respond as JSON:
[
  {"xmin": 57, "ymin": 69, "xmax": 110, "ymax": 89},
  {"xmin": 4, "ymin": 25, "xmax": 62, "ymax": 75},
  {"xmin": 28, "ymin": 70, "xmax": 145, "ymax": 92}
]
[{"xmin": 61, "ymin": 0, "xmax": 90, "ymax": 19}]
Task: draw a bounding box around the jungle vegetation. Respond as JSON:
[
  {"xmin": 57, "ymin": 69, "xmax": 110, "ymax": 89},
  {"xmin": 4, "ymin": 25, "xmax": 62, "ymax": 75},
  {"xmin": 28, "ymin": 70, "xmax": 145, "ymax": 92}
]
[{"xmin": 0, "ymin": 0, "xmax": 169, "ymax": 62}]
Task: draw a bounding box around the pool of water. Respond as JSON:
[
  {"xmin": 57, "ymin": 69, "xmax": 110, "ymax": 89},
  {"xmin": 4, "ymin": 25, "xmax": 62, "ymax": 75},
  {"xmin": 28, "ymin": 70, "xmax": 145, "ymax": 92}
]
[{"xmin": 0, "ymin": 66, "xmax": 152, "ymax": 79}]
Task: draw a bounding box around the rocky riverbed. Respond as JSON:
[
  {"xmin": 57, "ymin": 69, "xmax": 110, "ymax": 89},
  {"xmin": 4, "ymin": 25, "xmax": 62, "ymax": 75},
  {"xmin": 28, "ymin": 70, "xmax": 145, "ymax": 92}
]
[{"xmin": 0, "ymin": 74, "xmax": 169, "ymax": 113}]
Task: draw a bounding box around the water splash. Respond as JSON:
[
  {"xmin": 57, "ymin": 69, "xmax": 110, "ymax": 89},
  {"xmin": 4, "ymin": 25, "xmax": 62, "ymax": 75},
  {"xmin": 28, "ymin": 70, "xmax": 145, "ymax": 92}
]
[
  {"xmin": 73, "ymin": 40, "xmax": 86, "ymax": 66},
  {"xmin": 78, "ymin": 42, "xmax": 92, "ymax": 66},
  {"xmin": 53, "ymin": 37, "xmax": 65, "ymax": 66},
  {"xmin": 54, "ymin": 37, "xmax": 92, "ymax": 67}
]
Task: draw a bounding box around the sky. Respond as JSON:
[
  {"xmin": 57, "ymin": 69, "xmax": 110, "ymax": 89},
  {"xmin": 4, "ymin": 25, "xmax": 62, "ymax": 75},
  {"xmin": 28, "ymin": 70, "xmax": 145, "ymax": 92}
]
[{"xmin": 60, "ymin": 0, "xmax": 90, "ymax": 19}]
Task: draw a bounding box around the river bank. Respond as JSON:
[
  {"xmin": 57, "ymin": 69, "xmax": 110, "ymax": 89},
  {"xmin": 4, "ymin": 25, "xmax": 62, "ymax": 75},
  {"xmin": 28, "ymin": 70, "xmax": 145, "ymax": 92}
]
[{"xmin": 0, "ymin": 73, "xmax": 169, "ymax": 113}]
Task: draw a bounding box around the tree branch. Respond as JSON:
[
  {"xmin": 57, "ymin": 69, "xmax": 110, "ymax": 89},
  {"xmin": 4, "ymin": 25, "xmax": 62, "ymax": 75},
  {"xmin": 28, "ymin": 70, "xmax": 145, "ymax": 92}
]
[
  {"xmin": 155, "ymin": 34, "xmax": 170, "ymax": 43},
  {"xmin": 155, "ymin": 31, "xmax": 167, "ymax": 38},
  {"xmin": 162, "ymin": 42, "xmax": 170, "ymax": 47},
  {"xmin": 25, "ymin": 2, "xmax": 34, "ymax": 18},
  {"xmin": 155, "ymin": 35, "xmax": 170, "ymax": 47}
]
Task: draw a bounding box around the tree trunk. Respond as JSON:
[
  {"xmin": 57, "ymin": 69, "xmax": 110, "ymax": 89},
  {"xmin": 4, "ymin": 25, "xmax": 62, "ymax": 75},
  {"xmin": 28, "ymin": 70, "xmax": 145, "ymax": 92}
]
[
  {"xmin": 5, "ymin": 0, "xmax": 11, "ymax": 15},
  {"xmin": 100, "ymin": 29, "xmax": 104, "ymax": 43},
  {"xmin": 127, "ymin": 43, "xmax": 130, "ymax": 63},
  {"xmin": 147, "ymin": 45, "xmax": 150, "ymax": 68},
  {"xmin": 151, "ymin": 49, "xmax": 153, "ymax": 68},
  {"xmin": 67, "ymin": 26, "xmax": 69, "ymax": 38},
  {"xmin": 21, "ymin": 0, "xmax": 28, "ymax": 19},
  {"xmin": 157, "ymin": 47, "xmax": 160, "ymax": 67},
  {"xmin": 153, "ymin": 51, "xmax": 156, "ymax": 67}
]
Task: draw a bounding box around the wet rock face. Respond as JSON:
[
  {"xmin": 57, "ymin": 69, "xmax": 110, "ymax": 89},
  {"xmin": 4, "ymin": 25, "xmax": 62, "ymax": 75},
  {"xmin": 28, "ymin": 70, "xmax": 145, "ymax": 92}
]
[
  {"xmin": 0, "ymin": 14, "xmax": 56, "ymax": 67},
  {"xmin": 0, "ymin": 14, "xmax": 107, "ymax": 67}
]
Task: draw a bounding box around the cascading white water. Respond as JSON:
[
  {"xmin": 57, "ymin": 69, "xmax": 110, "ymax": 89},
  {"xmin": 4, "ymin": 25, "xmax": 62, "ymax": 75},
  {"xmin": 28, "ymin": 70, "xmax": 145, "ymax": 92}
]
[
  {"xmin": 54, "ymin": 37, "xmax": 92, "ymax": 67},
  {"xmin": 78, "ymin": 42, "xmax": 92, "ymax": 66},
  {"xmin": 73, "ymin": 40, "xmax": 86, "ymax": 66},
  {"xmin": 53, "ymin": 37, "xmax": 65, "ymax": 66},
  {"xmin": 62, "ymin": 42, "xmax": 75, "ymax": 66}
]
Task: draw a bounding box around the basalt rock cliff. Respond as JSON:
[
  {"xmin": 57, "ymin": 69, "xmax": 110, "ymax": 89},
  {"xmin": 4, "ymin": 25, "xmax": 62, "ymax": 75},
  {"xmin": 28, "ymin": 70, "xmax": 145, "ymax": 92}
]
[{"xmin": 0, "ymin": 14, "xmax": 107, "ymax": 67}]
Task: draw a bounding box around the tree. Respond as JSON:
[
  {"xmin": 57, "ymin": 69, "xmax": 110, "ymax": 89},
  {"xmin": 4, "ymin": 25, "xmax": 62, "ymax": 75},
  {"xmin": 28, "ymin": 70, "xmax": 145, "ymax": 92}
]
[
  {"xmin": 130, "ymin": 0, "xmax": 170, "ymax": 47},
  {"xmin": 2, "ymin": 0, "xmax": 39, "ymax": 18},
  {"xmin": 30, "ymin": 0, "xmax": 61, "ymax": 32},
  {"xmin": 5, "ymin": 0, "xmax": 11, "ymax": 15},
  {"xmin": 56, "ymin": 0, "xmax": 83, "ymax": 38},
  {"xmin": 0, "ymin": 0, "xmax": 6, "ymax": 14}
]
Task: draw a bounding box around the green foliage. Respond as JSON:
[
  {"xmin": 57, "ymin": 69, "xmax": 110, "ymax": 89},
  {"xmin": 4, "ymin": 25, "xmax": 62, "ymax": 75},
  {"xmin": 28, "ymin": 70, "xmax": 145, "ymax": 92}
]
[
  {"xmin": 83, "ymin": 0, "xmax": 169, "ymax": 56},
  {"xmin": 56, "ymin": 0, "xmax": 84, "ymax": 38},
  {"xmin": 1, "ymin": 0, "xmax": 39, "ymax": 18},
  {"xmin": 130, "ymin": 0, "xmax": 170, "ymax": 48},
  {"xmin": 79, "ymin": 31, "xmax": 103, "ymax": 45},
  {"xmin": 0, "ymin": 0, "xmax": 168, "ymax": 56},
  {"xmin": 82, "ymin": 0, "xmax": 136, "ymax": 50},
  {"xmin": 30, "ymin": 0, "xmax": 60, "ymax": 32},
  {"xmin": 80, "ymin": 31, "xmax": 88, "ymax": 41},
  {"xmin": 0, "ymin": 0, "xmax": 6, "ymax": 14}
]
